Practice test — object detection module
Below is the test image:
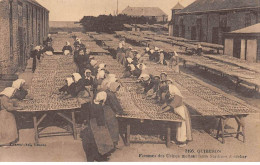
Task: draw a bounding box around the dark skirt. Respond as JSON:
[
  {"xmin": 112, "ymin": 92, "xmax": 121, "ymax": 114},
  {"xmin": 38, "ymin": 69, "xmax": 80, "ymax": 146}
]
[
  {"xmin": 104, "ymin": 105, "xmax": 119, "ymax": 144},
  {"xmin": 80, "ymin": 118, "xmax": 114, "ymax": 161}
]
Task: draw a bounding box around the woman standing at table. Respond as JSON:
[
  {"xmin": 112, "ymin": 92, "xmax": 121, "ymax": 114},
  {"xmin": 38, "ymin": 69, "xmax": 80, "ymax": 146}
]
[
  {"xmin": 104, "ymin": 82, "xmax": 124, "ymax": 148},
  {"xmin": 74, "ymin": 49, "xmax": 90, "ymax": 77},
  {"xmin": 30, "ymin": 46, "xmax": 41, "ymax": 73},
  {"xmin": 0, "ymin": 87, "xmax": 23, "ymax": 147},
  {"xmin": 80, "ymin": 91, "xmax": 114, "ymax": 162},
  {"xmin": 161, "ymin": 84, "xmax": 193, "ymax": 147}
]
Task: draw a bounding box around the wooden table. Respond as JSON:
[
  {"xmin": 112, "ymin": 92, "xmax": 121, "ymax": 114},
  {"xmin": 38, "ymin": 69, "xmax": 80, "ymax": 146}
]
[
  {"xmin": 94, "ymin": 55, "xmax": 183, "ymax": 148},
  {"xmin": 97, "ymin": 34, "xmax": 259, "ymax": 144},
  {"xmin": 17, "ymin": 54, "xmax": 81, "ymax": 143},
  {"xmin": 18, "ymin": 108, "xmax": 78, "ymax": 143}
]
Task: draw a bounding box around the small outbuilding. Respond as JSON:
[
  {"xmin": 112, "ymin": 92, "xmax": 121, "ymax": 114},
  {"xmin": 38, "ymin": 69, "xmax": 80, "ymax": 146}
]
[{"xmin": 224, "ymin": 23, "xmax": 260, "ymax": 62}]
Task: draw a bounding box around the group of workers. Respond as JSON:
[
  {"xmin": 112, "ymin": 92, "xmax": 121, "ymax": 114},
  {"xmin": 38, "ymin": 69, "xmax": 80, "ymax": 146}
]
[
  {"xmin": 0, "ymin": 33, "xmax": 193, "ymax": 162},
  {"xmin": 55, "ymin": 37, "xmax": 125, "ymax": 162},
  {"xmin": 116, "ymin": 41, "xmax": 192, "ymax": 147}
]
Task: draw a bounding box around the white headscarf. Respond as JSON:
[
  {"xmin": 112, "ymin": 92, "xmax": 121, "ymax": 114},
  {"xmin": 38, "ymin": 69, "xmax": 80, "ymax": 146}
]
[
  {"xmin": 155, "ymin": 47, "xmax": 159, "ymax": 51},
  {"xmin": 150, "ymin": 50, "xmax": 155, "ymax": 54},
  {"xmin": 168, "ymin": 84, "xmax": 183, "ymax": 97},
  {"xmin": 97, "ymin": 70, "xmax": 105, "ymax": 80},
  {"xmin": 119, "ymin": 43, "xmax": 123, "ymax": 48},
  {"xmin": 66, "ymin": 41, "xmax": 70, "ymax": 46},
  {"xmin": 84, "ymin": 69, "xmax": 92, "ymax": 77},
  {"xmin": 138, "ymin": 74, "xmax": 150, "ymax": 81},
  {"xmin": 0, "ymin": 87, "xmax": 16, "ymax": 98},
  {"xmin": 136, "ymin": 54, "xmax": 141, "ymax": 59},
  {"xmin": 34, "ymin": 46, "xmax": 41, "ymax": 51},
  {"xmin": 12, "ymin": 79, "xmax": 26, "ymax": 89},
  {"xmin": 72, "ymin": 73, "xmax": 82, "ymax": 83},
  {"xmin": 90, "ymin": 60, "xmax": 98, "ymax": 67},
  {"xmin": 66, "ymin": 77, "xmax": 74, "ymax": 87},
  {"xmin": 98, "ymin": 63, "xmax": 106, "ymax": 71},
  {"xmin": 137, "ymin": 63, "xmax": 147, "ymax": 70},
  {"xmin": 94, "ymin": 91, "xmax": 107, "ymax": 104},
  {"xmin": 174, "ymin": 51, "xmax": 179, "ymax": 57},
  {"xmin": 127, "ymin": 58, "xmax": 133, "ymax": 63},
  {"xmin": 129, "ymin": 64, "xmax": 136, "ymax": 71},
  {"xmin": 48, "ymin": 34, "xmax": 51, "ymax": 37},
  {"xmin": 101, "ymin": 76, "xmax": 118, "ymax": 90},
  {"xmin": 145, "ymin": 47, "xmax": 150, "ymax": 51}
]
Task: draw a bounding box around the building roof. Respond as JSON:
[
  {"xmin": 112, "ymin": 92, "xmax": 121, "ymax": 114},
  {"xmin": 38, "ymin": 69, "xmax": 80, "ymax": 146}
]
[
  {"xmin": 177, "ymin": 0, "xmax": 260, "ymax": 14},
  {"xmin": 229, "ymin": 23, "xmax": 260, "ymax": 34},
  {"xmin": 26, "ymin": 0, "xmax": 49, "ymax": 11},
  {"xmin": 171, "ymin": 2, "xmax": 184, "ymax": 10},
  {"xmin": 121, "ymin": 6, "xmax": 168, "ymax": 17}
]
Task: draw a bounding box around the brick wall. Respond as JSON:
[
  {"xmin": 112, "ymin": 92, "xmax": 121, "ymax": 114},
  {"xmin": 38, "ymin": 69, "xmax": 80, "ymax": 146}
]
[
  {"xmin": 0, "ymin": 0, "xmax": 49, "ymax": 78},
  {"xmin": 173, "ymin": 9, "xmax": 260, "ymax": 44}
]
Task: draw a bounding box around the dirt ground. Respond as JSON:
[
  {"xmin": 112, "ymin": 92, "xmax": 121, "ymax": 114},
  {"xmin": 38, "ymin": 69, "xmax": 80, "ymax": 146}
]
[{"xmin": 0, "ymin": 55, "xmax": 260, "ymax": 162}]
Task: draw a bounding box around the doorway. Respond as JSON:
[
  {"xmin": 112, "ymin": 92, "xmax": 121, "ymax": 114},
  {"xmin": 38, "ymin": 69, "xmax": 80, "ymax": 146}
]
[
  {"xmin": 233, "ymin": 39, "xmax": 241, "ymax": 59},
  {"xmin": 191, "ymin": 26, "xmax": 197, "ymax": 40},
  {"xmin": 212, "ymin": 27, "xmax": 219, "ymax": 44}
]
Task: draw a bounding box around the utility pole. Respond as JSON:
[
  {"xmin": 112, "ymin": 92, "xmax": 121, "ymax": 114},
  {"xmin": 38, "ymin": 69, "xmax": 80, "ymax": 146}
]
[{"xmin": 117, "ymin": 0, "xmax": 118, "ymax": 15}]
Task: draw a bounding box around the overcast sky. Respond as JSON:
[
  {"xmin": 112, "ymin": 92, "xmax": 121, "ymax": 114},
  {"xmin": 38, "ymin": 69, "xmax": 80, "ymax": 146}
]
[{"xmin": 37, "ymin": 0, "xmax": 195, "ymax": 21}]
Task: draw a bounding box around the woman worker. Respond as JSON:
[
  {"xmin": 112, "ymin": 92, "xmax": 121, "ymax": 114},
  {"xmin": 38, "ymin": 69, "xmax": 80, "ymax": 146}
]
[
  {"xmin": 58, "ymin": 77, "xmax": 78, "ymax": 99},
  {"xmin": 62, "ymin": 41, "xmax": 73, "ymax": 55},
  {"xmin": 0, "ymin": 87, "xmax": 23, "ymax": 147},
  {"xmin": 12, "ymin": 79, "xmax": 28, "ymax": 100},
  {"xmin": 72, "ymin": 73, "xmax": 85, "ymax": 94},
  {"xmin": 74, "ymin": 49, "xmax": 90, "ymax": 77},
  {"xmin": 160, "ymin": 84, "xmax": 193, "ymax": 147},
  {"xmin": 80, "ymin": 91, "xmax": 114, "ymax": 162},
  {"xmin": 116, "ymin": 43, "xmax": 125, "ymax": 63},
  {"xmin": 30, "ymin": 46, "xmax": 41, "ymax": 73},
  {"xmin": 41, "ymin": 42, "xmax": 54, "ymax": 56},
  {"xmin": 104, "ymin": 82, "xmax": 124, "ymax": 148}
]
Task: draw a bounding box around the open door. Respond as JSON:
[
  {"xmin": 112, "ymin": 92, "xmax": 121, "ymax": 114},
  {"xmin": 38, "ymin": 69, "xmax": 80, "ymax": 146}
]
[
  {"xmin": 191, "ymin": 26, "xmax": 196, "ymax": 40},
  {"xmin": 212, "ymin": 27, "xmax": 219, "ymax": 44},
  {"xmin": 233, "ymin": 39, "xmax": 241, "ymax": 59}
]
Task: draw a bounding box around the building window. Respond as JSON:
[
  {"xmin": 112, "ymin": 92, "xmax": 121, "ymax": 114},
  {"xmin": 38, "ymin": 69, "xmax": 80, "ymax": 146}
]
[
  {"xmin": 245, "ymin": 13, "xmax": 251, "ymax": 27},
  {"xmin": 9, "ymin": 0, "xmax": 13, "ymax": 60},
  {"xmin": 220, "ymin": 14, "xmax": 227, "ymax": 28}
]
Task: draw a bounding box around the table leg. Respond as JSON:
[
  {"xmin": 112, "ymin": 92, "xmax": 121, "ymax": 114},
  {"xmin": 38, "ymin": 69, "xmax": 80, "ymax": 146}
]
[
  {"xmin": 166, "ymin": 124, "xmax": 171, "ymax": 148},
  {"xmin": 235, "ymin": 115, "xmax": 246, "ymax": 143},
  {"xmin": 235, "ymin": 77, "xmax": 242, "ymax": 90},
  {"xmin": 216, "ymin": 118, "xmax": 221, "ymax": 140},
  {"xmin": 71, "ymin": 111, "xmax": 77, "ymax": 140},
  {"xmin": 183, "ymin": 60, "xmax": 186, "ymax": 68},
  {"xmin": 33, "ymin": 114, "xmax": 39, "ymax": 144},
  {"xmin": 125, "ymin": 123, "xmax": 131, "ymax": 146},
  {"xmin": 221, "ymin": 118, "xmax": 225, "ymax": 144},
  {"xmin": 240, "ymin": 117, "xmax": 246, "ymax": 143}
]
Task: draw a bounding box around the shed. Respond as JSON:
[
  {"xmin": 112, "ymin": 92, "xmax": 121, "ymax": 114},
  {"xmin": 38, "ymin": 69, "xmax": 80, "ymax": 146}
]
[{"xmin": 224, "ymin": 23, "xmax": 260, "ymax": 62}]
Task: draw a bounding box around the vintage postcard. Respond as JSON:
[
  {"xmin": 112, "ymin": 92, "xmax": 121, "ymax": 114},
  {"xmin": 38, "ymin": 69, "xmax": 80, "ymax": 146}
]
[{"xmin": 0, "ymin": 0, "xmax": 260, "ymax": 162}]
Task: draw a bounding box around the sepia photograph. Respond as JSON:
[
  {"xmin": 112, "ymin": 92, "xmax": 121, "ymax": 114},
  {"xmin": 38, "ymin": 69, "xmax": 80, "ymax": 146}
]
[{"xmin": 0, "ymin": 0, "xmax": 260, "ymax": 162}]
